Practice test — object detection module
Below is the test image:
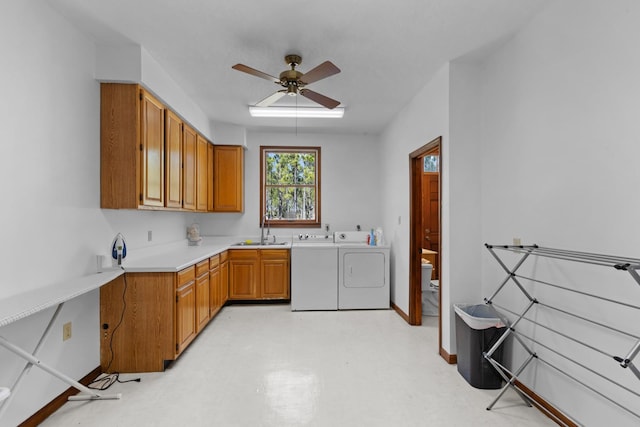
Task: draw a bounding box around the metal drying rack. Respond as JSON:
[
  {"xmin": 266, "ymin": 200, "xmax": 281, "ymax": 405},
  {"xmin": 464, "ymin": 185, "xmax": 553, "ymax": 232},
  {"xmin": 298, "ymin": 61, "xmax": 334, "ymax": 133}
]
[{"xmin": 483, "ymin": 244, "xmax": 640, "ymax": 426}]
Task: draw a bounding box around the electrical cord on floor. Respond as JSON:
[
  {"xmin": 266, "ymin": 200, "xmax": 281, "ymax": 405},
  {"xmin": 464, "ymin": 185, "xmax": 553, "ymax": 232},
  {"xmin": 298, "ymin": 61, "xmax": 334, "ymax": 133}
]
[
  {"xmin": 89, "ymin": 271, "xmax": 141, "ymax": 391},
  {"xmin": 88, "ymin": 372, "xmax": 140, "ymax": 390}
]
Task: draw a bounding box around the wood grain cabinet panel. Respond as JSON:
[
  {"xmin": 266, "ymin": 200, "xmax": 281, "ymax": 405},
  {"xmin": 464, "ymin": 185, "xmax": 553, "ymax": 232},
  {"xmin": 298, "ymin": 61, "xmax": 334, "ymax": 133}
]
[
  {"xmin": 229, "ymin": 250, "xmax": 259, "ymax": 299},
  {"xmin": 220, "ymin": 251, "xmax": 229, "ymax": 304},
  {"xmin": 196, "ymin": 134, "xmax": 209, "ymax": 212},
  {"xmin": 101, "ymin": 83, "xmax": 165, "ymax": 209},
  {"xmin": 182, "ymin": 124, "xmax": 197, "ymax": 210},
  {"xmin": 207, "ymin": 143, "xmax": 214, "ymax": 212},
  {"xmin": 260, "ymin": 250, "xmax": 290, "ymax": 299},
  {"xmin": 176, "ymin": 280, "xmax": 196, "ymax": 355},
  {"xmin": 100, "ymin": 273, "xmax": 175, "ymax": 373},
  {"xmin": 140, "ymin": 91, "xmax": 165, "ymax": 207},
  {"xmin": 209, "ymin": 255, "xmax": 221, "ymax": 318},
  {"xmin": 195, "ymin": 260, "xmax": 210, "ymax": 333},
  {"xmin": 164, "ymin": 110, "xmax": 183, "ymax": 209},
  {"xmin": 228, "ymin": 249, "xmax": 290, "ymax": 300},
  {"xmin": 213, "ymin": 145, "xmax": 244, "ymax": 212}
]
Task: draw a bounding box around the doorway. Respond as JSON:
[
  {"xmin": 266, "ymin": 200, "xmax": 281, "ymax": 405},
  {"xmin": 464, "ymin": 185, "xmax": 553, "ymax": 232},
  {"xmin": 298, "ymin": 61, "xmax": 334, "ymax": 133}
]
[{"xmin": 409, "ymin": 137, "xmax": 443, "ymax": 353}]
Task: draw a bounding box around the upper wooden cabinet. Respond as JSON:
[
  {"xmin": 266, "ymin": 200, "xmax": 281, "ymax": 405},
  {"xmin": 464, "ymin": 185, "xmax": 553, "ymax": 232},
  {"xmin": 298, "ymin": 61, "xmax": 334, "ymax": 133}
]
[
  {"xmin": 165, "ymin": 110, "xmax": 183, "ymax": 209},
  {"xmin": 213, "ymin": 145, "xmax": 244, "ymax": 212},
  {"xmin": 101, "ymin": 83, "xmax": 242, "ymax": 212},
  {"xmin": 207, "ymin": 143, "xmax": 214, "ymax": 212},
  {"xmin": 196, "ymin": 135, "xmax": 209, "ymax": 212},
  {"xmin": 182, "ymin": 124, "xmax": 197, "ymax": 211},
  {"xmin": 101, "ymin": 83, "xmax": 165, "ymax": 209}
]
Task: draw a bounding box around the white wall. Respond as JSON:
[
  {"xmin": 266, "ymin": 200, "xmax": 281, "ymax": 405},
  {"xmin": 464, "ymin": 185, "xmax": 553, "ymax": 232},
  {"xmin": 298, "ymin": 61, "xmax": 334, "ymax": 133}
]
[
  {"xmin": 477, "ymin": 0, "xmax": 640, "ymax": 424},
  {"xmin": 0, "ymin": 2, "xmax": 189, "ymax": 425},
  {"xmin": 378, "ymin": 65, "xmax": 450, "ymax": 321},
  {"xmin": 197, "ymin": 131, "xmax": 383, "ymax": 238},
  {"xmin": 447, "ymin": 60, "xmax": 483, "ymax": 353}
]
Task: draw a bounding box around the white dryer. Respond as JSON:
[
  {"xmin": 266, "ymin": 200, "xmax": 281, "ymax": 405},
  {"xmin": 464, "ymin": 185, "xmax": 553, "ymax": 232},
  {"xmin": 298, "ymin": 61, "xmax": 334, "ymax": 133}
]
[{"xmin": 335, "ymin": 231, "xmax": 390, "ymax": 310}]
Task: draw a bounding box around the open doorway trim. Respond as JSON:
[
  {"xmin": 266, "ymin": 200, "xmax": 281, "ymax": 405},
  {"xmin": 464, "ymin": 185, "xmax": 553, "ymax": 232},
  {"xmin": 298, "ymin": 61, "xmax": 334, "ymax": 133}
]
[{"xmin": 409, "ymin": 136, "xmax": 445, "ymax": 358}]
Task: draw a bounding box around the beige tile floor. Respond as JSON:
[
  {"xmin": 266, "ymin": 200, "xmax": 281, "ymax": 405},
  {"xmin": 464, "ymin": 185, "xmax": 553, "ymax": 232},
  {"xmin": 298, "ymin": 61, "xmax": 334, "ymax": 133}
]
[{"xmin": 41, "ymin": 305, "xmax": 555, "ymax": 426}]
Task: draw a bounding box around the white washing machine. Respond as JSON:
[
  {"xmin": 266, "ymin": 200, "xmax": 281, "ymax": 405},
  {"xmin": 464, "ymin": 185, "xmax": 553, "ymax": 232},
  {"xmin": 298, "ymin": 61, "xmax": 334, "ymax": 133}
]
[
  {"xmin": 335, "ymin": 231, "xmax": 390, "ymax": 310},
  {"xmin": 291, "ymin": 234, "xmax": 338, "ymax": 311}
]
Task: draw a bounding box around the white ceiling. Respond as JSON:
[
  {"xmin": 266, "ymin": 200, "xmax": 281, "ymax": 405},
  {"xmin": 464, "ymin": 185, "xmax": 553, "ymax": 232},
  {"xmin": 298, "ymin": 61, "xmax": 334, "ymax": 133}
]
[{"xmin": 48, "ymin": 0, "xmax": 548, "ymax": 134}]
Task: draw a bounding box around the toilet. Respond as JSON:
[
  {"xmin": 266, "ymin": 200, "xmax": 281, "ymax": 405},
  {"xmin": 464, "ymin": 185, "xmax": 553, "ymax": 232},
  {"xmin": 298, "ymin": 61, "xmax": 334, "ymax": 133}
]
[{"xmin": 421, "ymin": 261, "xmax": 439, "ymax": 316}]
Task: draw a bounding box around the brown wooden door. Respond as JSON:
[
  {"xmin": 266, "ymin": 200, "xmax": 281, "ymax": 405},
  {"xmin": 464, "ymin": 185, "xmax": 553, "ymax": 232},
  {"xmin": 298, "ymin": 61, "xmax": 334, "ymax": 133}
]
[
  {"xmin": 196, "ymin": 135, "xmax": 209, "ymax": 211},
  {"xmin": 260, "ymin": 250, "xmax": 290, "ymax": 299},
  {"xmin": 213, "ymin": 145, "xmax": 243, "ymax": 212},
  {"xmin": 220, "ymin": 257, "xmax": 229, "ymax": 304},
  {"xmin": 140, "ymin": 89, "xmax": 165, "ymax": 207},
  {"xmin": 195, "ymin": 271, "xmax": 210, "ymax": 333},
  {"xmin": 229, "ymin": 250, "xmax": 258, "ymax": 299},
  {"xmin": 165, "ymin": 110, "xmax": 183, "ymax": 209},
  {"xmin": 422, "ymin": 172, "xmax": 440, "ymax": 279},
  {"xmin": 207, "ymin": 143, "xmax": 214, "ymax": 212},
  {"xmin": 182, "ymin": 124, "xmax": 197, "ymax": 210},
  {"xmin": 175, "ymin": 281, "xmax": 196, "ymax": 355},
  {"xmin": 209, "ymin": 264, "xmax": 220, "ymax": 316}
]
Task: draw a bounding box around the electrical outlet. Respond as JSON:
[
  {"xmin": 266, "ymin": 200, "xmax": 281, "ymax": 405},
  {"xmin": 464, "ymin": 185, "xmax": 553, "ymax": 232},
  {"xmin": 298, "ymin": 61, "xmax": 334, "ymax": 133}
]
[
  {"xmin": 148, "ymin": 230, "xmax": 153, "ymax": 241},
  {"xmin": 63, "ymin": 322, "xmax": 72, "ymax": 341}
]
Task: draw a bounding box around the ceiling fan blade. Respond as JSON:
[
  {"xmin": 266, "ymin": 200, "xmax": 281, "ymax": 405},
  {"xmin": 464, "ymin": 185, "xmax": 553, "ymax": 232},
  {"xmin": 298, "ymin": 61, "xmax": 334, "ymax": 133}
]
[
  {"xmin": 232, "ymin": 64, "xmax": 280, "ymax": 83},
  {"xmin": 299, "ymin": 89, "xmax": 340, "ymax": 109},
  {"xmin": 299, "ymin": 61, "xmax": 341, "ymax": 85},
  {"xmin": 255, "ymin": 90, "xmax": 286, "ymax": 107}
]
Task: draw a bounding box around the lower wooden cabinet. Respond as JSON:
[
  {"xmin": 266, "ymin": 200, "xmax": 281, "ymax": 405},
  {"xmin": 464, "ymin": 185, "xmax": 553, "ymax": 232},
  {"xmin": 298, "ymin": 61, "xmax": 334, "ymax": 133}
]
[
  {"xmin": 195, "ymin": 260, "xmax": 210, "ymax": 333},
  {"xmin": 261, "ymin": 249, "xmax": 291, "ymax": 299},
  {"xmin": 229, "ymin": 249, "xmax": 290, "ymax": 300},
  {"xmin": 220, "ymin": 251, "xmax": 229, "ymax": 303},
  {"xmin": 229, "ymin": 249, "xmax": 259, "ymax": 299},
  {"xmin": 99, "ymin": 248, "xmax": 285, "ymax": 373},
  {"xmin": 100, "ymin": 256, "xmax": 229, "ymax": 373}
]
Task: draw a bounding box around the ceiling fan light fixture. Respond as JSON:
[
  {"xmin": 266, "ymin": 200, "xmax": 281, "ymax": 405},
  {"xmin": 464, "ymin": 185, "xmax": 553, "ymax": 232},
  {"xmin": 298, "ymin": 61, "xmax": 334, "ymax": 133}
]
[{"xmin": 249, "ymin": 106, "xmax": 344, "ymax": 118}]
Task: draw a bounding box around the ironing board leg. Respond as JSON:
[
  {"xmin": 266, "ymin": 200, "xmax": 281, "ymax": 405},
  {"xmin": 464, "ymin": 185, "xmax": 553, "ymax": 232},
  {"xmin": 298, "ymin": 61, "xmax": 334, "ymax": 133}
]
[{"xmin": 0, "ymin": 303, "xmax": 120, "ymax": 420}]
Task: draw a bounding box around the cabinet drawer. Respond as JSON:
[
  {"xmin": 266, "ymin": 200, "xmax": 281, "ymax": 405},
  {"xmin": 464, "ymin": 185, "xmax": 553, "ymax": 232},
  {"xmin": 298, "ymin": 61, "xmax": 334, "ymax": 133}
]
[
  {"xmin": 209, "ymin": 254, "xmax": 220, "ymax": 269},
  {"xmin": 177, "ymin": 265, "xmax": 195, "ymax": 287},
  {"xmin": 195, "ymin": 260, "xmax": 209, "ymax": 277},
  {"xmin": 219, "ymin": 251, "xmax": 228, "ymax": 263},
  {"xmin": 260, "ymin": 249, "xmax": 290, "ymax": 260},
  {"xmin": 229, "ymin": 249, "xmax": 258, "ymax": 260}
]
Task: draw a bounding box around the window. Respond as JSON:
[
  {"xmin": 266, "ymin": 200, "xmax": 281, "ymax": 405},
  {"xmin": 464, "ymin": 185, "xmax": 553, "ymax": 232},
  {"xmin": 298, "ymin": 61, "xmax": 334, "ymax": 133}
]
[
  {"xmin": 423, "ymin": 155, "xmax": 439, "ymax": 173},
  {"xmin": 260, "ymin": 146, "xmax": 321, "ymax": 227}
]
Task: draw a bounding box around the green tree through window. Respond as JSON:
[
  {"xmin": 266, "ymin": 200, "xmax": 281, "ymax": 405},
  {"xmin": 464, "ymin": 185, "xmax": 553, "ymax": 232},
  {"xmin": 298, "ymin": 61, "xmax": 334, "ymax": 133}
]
[{"xmin": 260, "ymin": 146, "xmax": 320, "ymax": 227}]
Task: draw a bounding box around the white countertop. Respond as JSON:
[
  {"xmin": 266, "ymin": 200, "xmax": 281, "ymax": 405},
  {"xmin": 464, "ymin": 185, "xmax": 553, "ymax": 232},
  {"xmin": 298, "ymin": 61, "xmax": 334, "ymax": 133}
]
[{"xmin": 121, "ymin": 236, "xmax": 291, "ymax": 273}]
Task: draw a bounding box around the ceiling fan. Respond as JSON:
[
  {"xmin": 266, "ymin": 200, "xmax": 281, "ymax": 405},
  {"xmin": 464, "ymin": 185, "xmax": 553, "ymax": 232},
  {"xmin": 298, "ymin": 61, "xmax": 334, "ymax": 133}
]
[{"xmin": 232, "ymin": 54, "xmax": 341, "ymax": 109}]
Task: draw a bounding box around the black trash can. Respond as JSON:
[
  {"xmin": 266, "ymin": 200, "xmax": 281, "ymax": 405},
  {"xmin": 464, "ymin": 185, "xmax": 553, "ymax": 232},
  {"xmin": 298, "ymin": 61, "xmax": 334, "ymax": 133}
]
[{"xmin": 454, "ymin": 303, "xmax": 506, "ymax": 389}]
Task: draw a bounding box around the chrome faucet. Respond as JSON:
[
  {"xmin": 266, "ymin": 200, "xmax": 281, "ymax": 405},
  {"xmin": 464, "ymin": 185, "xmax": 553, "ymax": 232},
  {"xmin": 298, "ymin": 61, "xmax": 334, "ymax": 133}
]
[{"xmin": 260, "ymin": 213, "xmax": 271, "ymax": 245}]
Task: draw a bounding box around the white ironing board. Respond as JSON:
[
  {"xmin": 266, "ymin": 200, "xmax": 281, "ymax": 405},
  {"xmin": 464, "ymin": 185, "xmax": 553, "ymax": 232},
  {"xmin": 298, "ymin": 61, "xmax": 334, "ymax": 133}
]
[{"xmin": 0, "ymin": 269, "xmax": 125, "ymax": 420}]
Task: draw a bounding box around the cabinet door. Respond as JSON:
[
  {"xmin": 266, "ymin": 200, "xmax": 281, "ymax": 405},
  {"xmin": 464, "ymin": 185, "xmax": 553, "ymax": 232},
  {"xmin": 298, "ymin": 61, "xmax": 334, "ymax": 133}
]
[
  {"xmin": 207, "ymin": 143, "xmax": 214, "ymax": 212},
  {"xmin": 261, "ymin": 254, "xmax": 290, "ymax": 299},
  {"xmin": 220, "ymin": 258, "xmax": 229, "ymax": 304},
  {"xmin": 176, "ymin": 281, "xmax": 196, "ymax": 355},
  {"xmin": 209, "ymin": 265, "xmax": 220, "ymax": 317},
  {"xmin": 196, "ymin": 135, "xmax": 209, "ymax": 211},
  {"xmin": 229, "ymin": 250, "xmax": 258, "ymax": 299},
  {"xmin": 182, "ymin": 124, "xmax": 197, "ymax": 210},
  {"xmin": 213, "ymin": 145, "xmax": 243, "ymax": 212},
  {"xmin": 165, "ymin": 110, "xmax": 183, "ymax": 209},
  {"xmin": 195, "ymin": 272, "xmax": 210, "ymax": 332},
  {"xmin": 140, "ymin": 89, "xmax": 165, "ymax": 207}
]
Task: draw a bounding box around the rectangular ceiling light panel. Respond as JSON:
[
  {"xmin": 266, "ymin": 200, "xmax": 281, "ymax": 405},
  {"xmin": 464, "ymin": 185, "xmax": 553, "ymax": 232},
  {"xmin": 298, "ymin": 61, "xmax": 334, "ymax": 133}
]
[{"xmin": 249, "ymin": 106, "xmax": 344, "ymax": 118}]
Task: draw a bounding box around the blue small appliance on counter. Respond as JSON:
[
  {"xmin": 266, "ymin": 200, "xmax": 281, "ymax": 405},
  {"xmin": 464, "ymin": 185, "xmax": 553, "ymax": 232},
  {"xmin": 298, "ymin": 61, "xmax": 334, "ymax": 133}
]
[{"xmin": 111, "ymin": 233, "xmax": 127, "ymax": 267}]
